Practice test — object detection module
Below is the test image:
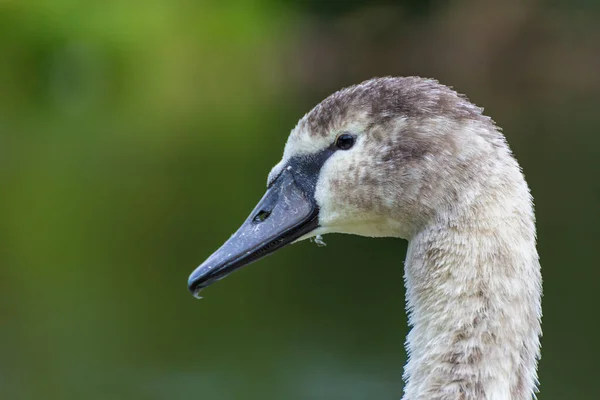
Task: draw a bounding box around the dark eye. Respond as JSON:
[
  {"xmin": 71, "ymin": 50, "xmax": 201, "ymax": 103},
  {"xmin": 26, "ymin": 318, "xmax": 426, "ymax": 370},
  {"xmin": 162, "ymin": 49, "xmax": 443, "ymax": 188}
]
[{"xmin": 335, "ymin": 134, "xmax": 355, "ymax": 150}]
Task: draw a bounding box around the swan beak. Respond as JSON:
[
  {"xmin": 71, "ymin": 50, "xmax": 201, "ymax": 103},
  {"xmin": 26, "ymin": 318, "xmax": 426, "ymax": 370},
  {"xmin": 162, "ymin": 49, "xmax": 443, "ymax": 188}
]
[{"xmin": 187, "ymin": 167, "xmax": 319, "ymax": 297}]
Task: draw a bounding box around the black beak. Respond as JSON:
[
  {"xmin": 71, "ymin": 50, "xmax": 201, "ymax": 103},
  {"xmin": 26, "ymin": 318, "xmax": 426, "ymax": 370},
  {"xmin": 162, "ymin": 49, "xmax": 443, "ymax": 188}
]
[{"xmin": 187, "ymin": 166, "xmax": 320, "ymax": 297}]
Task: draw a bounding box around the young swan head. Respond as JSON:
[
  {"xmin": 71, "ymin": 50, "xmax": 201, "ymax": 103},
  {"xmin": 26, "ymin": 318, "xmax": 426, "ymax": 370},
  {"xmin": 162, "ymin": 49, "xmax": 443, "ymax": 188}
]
[{"xmin": 188, "ymin": 77, "xmax": 509, "ymax": 295}]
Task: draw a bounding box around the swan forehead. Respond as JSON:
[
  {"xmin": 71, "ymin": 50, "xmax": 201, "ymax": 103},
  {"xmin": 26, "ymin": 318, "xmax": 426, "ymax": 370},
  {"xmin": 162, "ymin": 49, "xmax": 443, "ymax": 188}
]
[
  {"xmin": 268, "ymin": 77, "xmax": 495, "ymax": 187},
  {"xmin": 282, "ymin": 76, "xmax": 489, "ymax": 158}
]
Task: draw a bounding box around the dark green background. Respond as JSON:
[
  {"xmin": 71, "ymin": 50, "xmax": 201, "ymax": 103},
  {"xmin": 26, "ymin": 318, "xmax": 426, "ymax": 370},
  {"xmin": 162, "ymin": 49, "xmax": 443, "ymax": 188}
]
[{"xmin": 2, "ymin": 1, "xmax": 598, "ymax": 399}]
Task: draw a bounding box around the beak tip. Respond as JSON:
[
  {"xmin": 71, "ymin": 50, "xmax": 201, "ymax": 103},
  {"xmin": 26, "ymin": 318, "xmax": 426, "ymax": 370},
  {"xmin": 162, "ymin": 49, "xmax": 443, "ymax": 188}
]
[{"xmin": 187, "ymin": 269, "xmax": 203, "ymax": 298}]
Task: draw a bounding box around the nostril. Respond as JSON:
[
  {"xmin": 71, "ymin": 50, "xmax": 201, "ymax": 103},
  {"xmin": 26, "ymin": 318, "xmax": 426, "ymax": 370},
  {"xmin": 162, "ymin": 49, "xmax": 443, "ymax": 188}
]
[{"xmin": 253, "ymin": 210, "xmax": 271, "ymax": 223}]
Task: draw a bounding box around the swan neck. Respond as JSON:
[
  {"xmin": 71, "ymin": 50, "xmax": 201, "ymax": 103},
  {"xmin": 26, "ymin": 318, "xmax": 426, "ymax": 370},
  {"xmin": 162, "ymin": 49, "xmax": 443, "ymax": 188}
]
[{"xmin": 401, "ymin": 200, "xmax": 542, "ymax": 400}]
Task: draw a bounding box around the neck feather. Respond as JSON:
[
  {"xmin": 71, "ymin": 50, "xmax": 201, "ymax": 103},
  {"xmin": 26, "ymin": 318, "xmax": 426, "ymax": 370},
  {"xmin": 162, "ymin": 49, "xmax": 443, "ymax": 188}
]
[{"xmin": 401, "ymin": 171, "xmax": 542, "ymax": 400}]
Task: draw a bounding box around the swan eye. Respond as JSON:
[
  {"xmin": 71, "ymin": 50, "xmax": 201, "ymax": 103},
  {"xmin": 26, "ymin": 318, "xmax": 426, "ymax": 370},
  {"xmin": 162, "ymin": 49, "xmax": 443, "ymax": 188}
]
[{"xmin": 335, "ymin": 134, "xmax": 355, "ymax": 150}]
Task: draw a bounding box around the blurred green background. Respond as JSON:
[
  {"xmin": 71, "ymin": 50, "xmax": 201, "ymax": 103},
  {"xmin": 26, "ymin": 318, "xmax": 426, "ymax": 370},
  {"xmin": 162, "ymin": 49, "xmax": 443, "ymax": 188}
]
[{"xmin": 1, "ymin": 0, "xmax": 599, "ymax": 399}]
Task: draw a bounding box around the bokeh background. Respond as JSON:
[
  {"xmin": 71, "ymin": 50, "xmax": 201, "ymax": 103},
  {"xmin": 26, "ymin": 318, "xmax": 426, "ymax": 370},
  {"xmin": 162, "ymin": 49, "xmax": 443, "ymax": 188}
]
[{"xmin": 2, "ymin": 0, "xmax": 599, "ymax": 399}]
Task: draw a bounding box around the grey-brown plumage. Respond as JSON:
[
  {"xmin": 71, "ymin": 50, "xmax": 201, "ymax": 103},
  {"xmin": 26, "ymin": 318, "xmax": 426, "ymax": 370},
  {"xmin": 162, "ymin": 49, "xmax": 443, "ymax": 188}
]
[
  {"xmin": 294, "ymin": 78, "xmax": 542, "ymax": 399},
  {"xmin": 298, "ymin": 77, "xmax": 494, "ymax": 137}
]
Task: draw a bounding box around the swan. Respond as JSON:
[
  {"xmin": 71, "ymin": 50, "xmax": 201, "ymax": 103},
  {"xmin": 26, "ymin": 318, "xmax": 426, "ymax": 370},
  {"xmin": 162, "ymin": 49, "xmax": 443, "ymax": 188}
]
[{"xmin": 187, "ymin": 77, "xmax": 542, "ymax": 400}]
